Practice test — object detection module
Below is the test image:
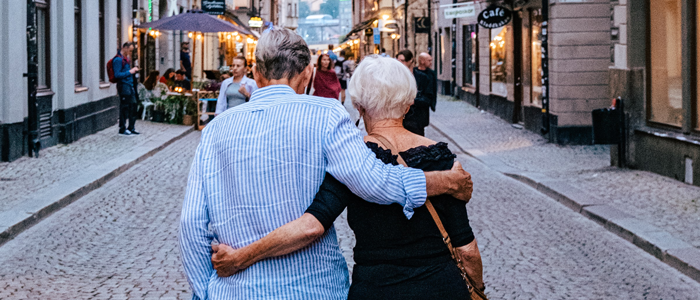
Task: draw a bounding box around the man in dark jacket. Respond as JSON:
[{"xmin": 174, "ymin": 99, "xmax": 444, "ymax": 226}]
[
  {"xmin": 113, "ymin": 42, "xmax": 140, "ymax": 136},
  {"xmin": 397, "ymin": 50, "xmax": 437, "ymax": 136}
]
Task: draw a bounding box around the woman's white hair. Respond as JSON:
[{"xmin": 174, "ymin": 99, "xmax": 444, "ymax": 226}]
[{"xmin": 348, "ymin": 55, "xmax": 417, "ymax": 120}]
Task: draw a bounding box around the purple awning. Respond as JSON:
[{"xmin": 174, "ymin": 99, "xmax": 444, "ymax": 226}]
[{"xmin": 138, "ymin": 10, "xmax": 250, "ymax": 34}]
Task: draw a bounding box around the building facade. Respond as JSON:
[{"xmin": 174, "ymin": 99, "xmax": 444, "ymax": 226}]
[
  {"xmin": 0, "ymin": 0, "xmax": 136, "ymax": 162},
  {"xmin": 610, "ymin": 0, "xmax": 699, "ymax": 186},
  {"xmin": 435, "ymin": 0, "xmax": 612, "ymax": 145}
]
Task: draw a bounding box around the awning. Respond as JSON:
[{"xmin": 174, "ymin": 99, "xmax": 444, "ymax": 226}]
[
  {"xmin": 341, "ymin": 18, "xmax": 377, "ymax": 43},
  {"xmin": 223, "ymin": 9, "xmax": 258, "ymax": 37}
]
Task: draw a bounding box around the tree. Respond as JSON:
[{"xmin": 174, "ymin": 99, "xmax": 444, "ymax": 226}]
[
  {"xmin": 299, "ymin": 1, "xmax": 311, "ymax": 18},
  {"xmin": 319, "ymin": 0, "xmax": 339, "ymax": 18}
]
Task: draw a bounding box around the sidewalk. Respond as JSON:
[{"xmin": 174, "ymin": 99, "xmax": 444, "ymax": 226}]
[
  {"xmin": 428, "ymin": 95, "xmax": 700, "ymax": 281},
  {"xmin": 0, "ymin": 121, "xmax": 193, "ymax": 246}
]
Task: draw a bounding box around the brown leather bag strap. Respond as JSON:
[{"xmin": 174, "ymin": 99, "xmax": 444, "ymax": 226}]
[{"xmin": 369, "ymin": 132, "xmax": 488, "ymax": 300}]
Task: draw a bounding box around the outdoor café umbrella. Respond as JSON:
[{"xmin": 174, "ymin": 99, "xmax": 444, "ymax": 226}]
[
  {"xmin": 137, "ymin": 9, "xmax": 251, "ymax": 34},
  {"xmin": 137, "ymin": 10, "xmax": 254, "ymax": 81}
]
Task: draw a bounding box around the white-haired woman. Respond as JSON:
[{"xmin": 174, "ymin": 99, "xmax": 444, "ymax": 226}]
[{"xmin": 306, "ymin": 55, "xmax": 484, "ymax": 299}]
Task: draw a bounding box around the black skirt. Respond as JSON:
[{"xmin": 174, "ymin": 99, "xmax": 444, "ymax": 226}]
[{"xmin": 348, "ymin": 261, "xmax": 471, "ymax": 300}]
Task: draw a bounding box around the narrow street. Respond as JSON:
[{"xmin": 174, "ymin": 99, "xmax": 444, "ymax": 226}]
[{"xmin": 1, "ymin": 102, "xmax": 700, "ymax": 299}]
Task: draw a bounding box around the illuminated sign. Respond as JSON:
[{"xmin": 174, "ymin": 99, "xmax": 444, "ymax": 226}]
[{"xmin": 249, "ymin": 17, "xmax": 263, "ymax": 28}]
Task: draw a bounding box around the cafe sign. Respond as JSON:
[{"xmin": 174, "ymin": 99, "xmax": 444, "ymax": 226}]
[
  {"xmin": 477, "ymin": 4, "xmax": 512, "ymax": 29},
  {"xmin": 202, "ymin": 0, "xmax": 226, "ymax": 15}
]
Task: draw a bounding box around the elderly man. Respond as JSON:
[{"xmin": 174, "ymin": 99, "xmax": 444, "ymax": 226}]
[
  {"xmin": 399, "ymin": 51, "xmax": 437, "ymax": 136},
  {"xmin": 179, "ymin": 29, "xmax": 472, "ymax": 300}
]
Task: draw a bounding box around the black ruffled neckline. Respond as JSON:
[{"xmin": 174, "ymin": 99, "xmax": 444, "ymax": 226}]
[{"xmin": 365, "ymin": 141, "xmax": 455, "ymax": 167}]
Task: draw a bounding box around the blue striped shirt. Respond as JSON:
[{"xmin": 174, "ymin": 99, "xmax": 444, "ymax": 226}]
[{"xmin": 179, "ymin": 85, "xmax": 427, "ymax": 300}]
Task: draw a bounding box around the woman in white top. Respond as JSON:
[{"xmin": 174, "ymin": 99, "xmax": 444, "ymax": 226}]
[{"xmin": 215, "ymin": 56, "xmax": 258, "ymax": 115}]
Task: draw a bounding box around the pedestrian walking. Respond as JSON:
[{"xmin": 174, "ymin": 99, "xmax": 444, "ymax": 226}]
[
  {"xmin": 209, "ymin": 55, "xmax": 483, "ymax": 300},
  {"xmin": 396, "ymin": 50, "xmax": 435, "ymax": 136},
  {"xmin": 215, "ymin": 56, "xmax": 258, "ymax": 115},
  {"xmin": 112, "ymin": 42, "xmax": 140, "ymax": 136},
  {"xmin": 308, "ymin": 53, "xmax": 341, "ymax": 100},
  {"xmin": 179, "ymin": 28, "xmax": 473, "ymax": 300},
  {"xmin": 334, "ymin": 50, "xmax": 348, "ymax": 104},
  {"xmin": 180, "ymin": 42, "xmax": 192, "ymax": 80}
]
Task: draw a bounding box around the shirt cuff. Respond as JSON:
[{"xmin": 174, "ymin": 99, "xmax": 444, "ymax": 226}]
[{"xmin": 401, "ymin": 167, "xmax": 427, "ymax": 219}]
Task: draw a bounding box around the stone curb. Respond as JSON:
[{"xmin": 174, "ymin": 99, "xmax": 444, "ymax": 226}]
[
  {"xmin": 0, "ymin": 126, "xmax": 195, "ymax": 247},
  {"xmin": 428, "ymin": 123, "xmax": 700, "ymax": 283}
]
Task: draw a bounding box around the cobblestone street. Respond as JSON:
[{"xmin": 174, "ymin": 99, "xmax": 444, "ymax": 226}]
[{"xmin": 0, "ymin": 102, "xmax": 699, "ymax": 299}]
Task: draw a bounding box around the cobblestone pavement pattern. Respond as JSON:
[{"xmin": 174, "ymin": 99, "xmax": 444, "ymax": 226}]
[
  {"xmin": 0, "ymin": 121, "xmax": 190, "ymax": 213},
  {"xmin": 0, "ymin": 131, "xmax": 200, "ymax": 299},
  {"xmin": 334, "ymin": 98, "xmax": 700, "ymax": 298},
  {"xmin": 430, "ymin": 95, "xmax": 700, "ymax": 248}
]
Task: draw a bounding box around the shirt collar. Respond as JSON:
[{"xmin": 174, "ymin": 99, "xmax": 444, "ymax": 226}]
[{"xmin": 249, "ymin": 84, "xmax": 296, "ymax": 102}]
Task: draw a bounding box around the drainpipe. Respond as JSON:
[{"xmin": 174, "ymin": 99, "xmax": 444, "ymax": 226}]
[
  {"xmin": 404, "ymin": 0, "xmax": 408, "ymax": 48},
  {"xmin": 540, "ymin": 0, "xmax": 551, "ymax": 138},
  {"xmin": 24, "ymin": 0, "xmax": 40, "ymax": 158}
]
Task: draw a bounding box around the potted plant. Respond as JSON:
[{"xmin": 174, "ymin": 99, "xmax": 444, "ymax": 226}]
[{"xmin": 183, "ymin": 97, "xmax": 197, "ymax": 126}]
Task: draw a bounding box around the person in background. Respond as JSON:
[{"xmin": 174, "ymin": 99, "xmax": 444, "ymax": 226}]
[
  {"xmin": 215, "ymin": 56, "xmax": 258, "ymax": 115},
  {"xmin": 334, "ymin": 50, "xmax": 347, "ymax": 104},
  {"xmin": 113, "ymin": 42, "xmax": 140, "ymax": 136},
  {"xmin": 309, "ymin": 54, "xmax": 341, "ymax": 100},
  {"xmin": 412, "ymin": 52, "xmax": 438, "ymax": 131},
  {"xmin": 143, "ymin": 70, "xmax": 160, "ymax": 92},
  {"xmin": 328, "ymin": 44, "xmax": 338, "ymax": 61},
  {"xmin": 160, "ymin": 68, "xmax": 175, "ymax": 88},
  {"xmin": 396, "ymin": 50, "xmax": 431, "ymax": 136},
  {"xmin": 379, "ymin": 48, "xmax": 389, "ymax": 57},
  {"xmin": 310, "ymin": 48, "xmax": 319, "ymax": 68},
  {"xmin": 173, "ymin": 70, "xmax": 191, "ymax": 91},
  {"xmin": 180, "ymin": 41, "xmax": 192, "ymax": 80}
]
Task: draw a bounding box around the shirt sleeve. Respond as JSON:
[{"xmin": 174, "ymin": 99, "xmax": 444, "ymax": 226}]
[
  {"xmin": 323, "ymin": 105, "xmax": 427, "ymax": 219},
  {"xmin": 179, "ymin": 144, "xmax": 214, "ymax": 300},
  {"xmin": 215, "ymin": 80, "xmax": 228, "ymax": 114},
  {"xmin": 305, "ymin": 173, "xmax": 353, "ymax": 230}
]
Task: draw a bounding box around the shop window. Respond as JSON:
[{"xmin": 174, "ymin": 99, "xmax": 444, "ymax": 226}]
[
  {"xmin": 75, "ymin": 0, "xmax": 83, "ymax": 86},
  {"xmin": 36, "ymin": 0, "xmax": 50, "ymax": 90},
  {"xmin": 531, "ymin": 9, "xmax": 542, "ymax": 107},
  {"xmin": 649, "ymin": 0, "xmax": 682, "ymax": 126},
  {"xmin": 490, "ymin": 27, "xmax": 508, "ymax": 97},
  {"xmin": 462, "ymin": 25, "xmax": 477, "ymax": 87}
]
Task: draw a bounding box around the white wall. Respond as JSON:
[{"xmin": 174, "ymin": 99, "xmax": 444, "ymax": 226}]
[{"xmin": 0, "ymin": 0, "xmax": 28, "ymax": 124}]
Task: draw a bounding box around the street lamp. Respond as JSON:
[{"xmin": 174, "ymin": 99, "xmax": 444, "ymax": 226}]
[{"xmin": 382, "ymin": 14, "xmax": 390, "ymax": 21}]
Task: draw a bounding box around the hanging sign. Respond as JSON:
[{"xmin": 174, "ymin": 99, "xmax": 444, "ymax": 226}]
[
  {"xmin": 477, "ymin": 4, "xmax": 512, "ymax": 29},
  {"xmin": 443, "ymin": 2, "xmax": 476, "ymax": 19},
  {"xmin": 373, "ymin": 28, "xmax": 381, "ymax": 44},
  {"xmin": 249, "ymin": 17, "xmax": 263, "ymax": 28},
  {"xmin": 414, "ymin": 17, "xmax": 430, "ymax": 33},
  {"xmin": 202, "ymin": 0, "xmax": 226, "ymax": 15}
]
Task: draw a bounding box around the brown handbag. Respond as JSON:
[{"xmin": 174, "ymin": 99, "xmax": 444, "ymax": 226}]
[{"xmin": 370, "ymin": 133, "xmax": 488, "ymax": 300}]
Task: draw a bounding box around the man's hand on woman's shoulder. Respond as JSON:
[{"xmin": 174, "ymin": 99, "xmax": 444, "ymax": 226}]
[{"xmin": 448, "ymin": 161, "xmax": 473, "ymax": 202}]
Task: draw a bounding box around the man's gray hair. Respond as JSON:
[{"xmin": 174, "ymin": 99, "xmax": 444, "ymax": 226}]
[{"xmin": 255, "ymin": 28, "xmax": 311, "ymax": 80}]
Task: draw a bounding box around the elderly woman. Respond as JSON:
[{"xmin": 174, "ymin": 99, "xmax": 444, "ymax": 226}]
[{"xmin": 210, "ymin": 56, "xmax": 484, "ymax": 299}]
